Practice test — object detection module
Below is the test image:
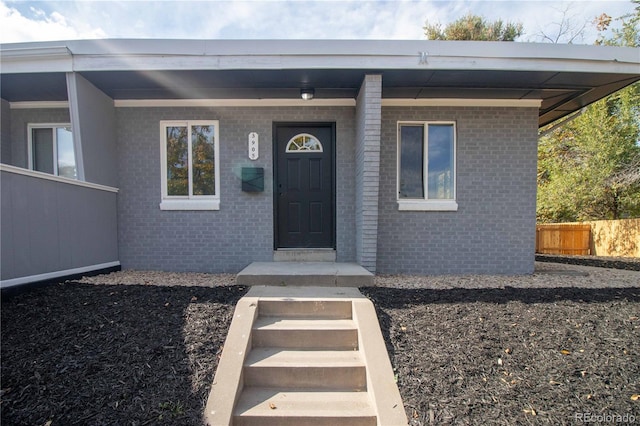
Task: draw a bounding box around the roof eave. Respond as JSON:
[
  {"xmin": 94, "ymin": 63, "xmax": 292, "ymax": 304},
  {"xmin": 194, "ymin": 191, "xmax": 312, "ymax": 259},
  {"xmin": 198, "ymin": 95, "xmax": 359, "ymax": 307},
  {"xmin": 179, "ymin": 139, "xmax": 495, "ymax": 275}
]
[{"xmin": 2, "ymin": 39, "xmax": 638, "ymax": 75}]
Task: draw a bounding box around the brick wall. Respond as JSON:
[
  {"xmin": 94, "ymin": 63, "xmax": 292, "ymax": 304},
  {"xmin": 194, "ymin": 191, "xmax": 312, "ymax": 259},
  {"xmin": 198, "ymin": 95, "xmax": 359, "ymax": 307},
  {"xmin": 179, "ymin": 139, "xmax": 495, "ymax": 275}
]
[
  {"xmin": 377, "ymin": 106, "xmax": 539, "ymax": 274},
  {"xmin": 116, "ymin": 106, "xmax": 355, "ymax": 273},
  {"xmin": 355, "ymin": 75, "xmax": 382, "ymax": 272}
]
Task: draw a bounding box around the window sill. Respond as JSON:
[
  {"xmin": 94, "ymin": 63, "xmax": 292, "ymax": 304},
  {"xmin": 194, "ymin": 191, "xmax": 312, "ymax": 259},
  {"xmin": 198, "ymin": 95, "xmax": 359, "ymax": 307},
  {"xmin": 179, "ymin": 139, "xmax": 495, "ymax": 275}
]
[
  {"xmin": 397, "ymin": 200, "xmax": 458, "ymax": 211},
  {"xmin": 159, "ymin": 199, "xmax": 220, "ymax": 211}
]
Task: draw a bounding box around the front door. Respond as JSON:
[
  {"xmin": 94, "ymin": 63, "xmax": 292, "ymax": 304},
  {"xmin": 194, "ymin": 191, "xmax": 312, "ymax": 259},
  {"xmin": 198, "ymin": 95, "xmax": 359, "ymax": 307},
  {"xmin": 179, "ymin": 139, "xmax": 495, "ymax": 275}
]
[{"xmin": 274, "ymin": 123, "xmax": 335, "ymax": 249}]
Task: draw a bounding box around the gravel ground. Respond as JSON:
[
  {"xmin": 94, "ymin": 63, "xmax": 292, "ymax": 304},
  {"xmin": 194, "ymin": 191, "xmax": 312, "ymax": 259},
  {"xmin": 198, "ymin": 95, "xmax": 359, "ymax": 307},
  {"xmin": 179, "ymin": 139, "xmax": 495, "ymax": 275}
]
[
  {"xmin": 1, "ymin": 262, "xmax": 639, "ymax": 425},
  {"xmin": 536, "ymin": 254, "xmax": 640, "ymax": 271},
  {"xmin": 74, "ymin": 261, "xmax": 640, "ymax": 290}
]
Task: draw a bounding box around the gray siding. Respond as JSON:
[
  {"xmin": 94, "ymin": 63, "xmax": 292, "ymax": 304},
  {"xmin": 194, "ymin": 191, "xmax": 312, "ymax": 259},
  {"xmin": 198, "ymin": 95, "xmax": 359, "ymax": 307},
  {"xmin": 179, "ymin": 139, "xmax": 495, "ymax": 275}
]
[
  {"xmin": 1, "ymin": 98, "xmax": 10, "ymax": 164},
  {"xmin": 69, "ymin": 73, "xmax": 118, "ymax": 187},
  {"xmin": 377, "ymin": 106, "xmax": 539, "ymax": 274},
  {"xmin": 1, "ymin": 169, "xmax": 119, "ymax": 281},
  {"xmin": 355, "ymin": 75, "xmax": 382, "ymax": 272},
  {"xmin": 116, "ymin": 106, "xmax": 355, "ymax": 273},
  {"xmin": 9, "ymin": 108, "xmax": 71, "ymax": 168}
]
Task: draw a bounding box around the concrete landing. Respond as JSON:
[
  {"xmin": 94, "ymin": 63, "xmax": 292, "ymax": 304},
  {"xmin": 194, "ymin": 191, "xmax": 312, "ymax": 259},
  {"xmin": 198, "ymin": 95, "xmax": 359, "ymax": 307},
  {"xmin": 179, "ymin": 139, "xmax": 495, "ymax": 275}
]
[
  {"xmin": 236, "ymin": 262, "xmax": 374, "ymax": 287},
  {"xmin": 205, "ymin": 286, "xmax": 407, "ymax": 426}
]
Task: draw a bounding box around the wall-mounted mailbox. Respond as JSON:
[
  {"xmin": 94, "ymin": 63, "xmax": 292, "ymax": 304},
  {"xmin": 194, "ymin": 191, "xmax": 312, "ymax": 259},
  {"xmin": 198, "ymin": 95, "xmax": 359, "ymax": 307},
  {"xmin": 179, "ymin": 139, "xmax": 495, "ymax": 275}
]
[{"xmin": 241, "ymin": 167, "xmax": 264, "ymax": 192}]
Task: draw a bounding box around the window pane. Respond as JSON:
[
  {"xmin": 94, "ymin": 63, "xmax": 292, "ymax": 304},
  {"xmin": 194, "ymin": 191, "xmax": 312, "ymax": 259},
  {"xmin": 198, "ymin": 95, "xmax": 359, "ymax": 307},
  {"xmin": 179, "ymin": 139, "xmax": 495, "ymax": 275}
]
[
  {"xmin": 32, "ymin": 128, "xmax": 54, "ymax": 174},
  {"xmin": 56, "ymin": 127, "xmax": 76, "ymax": 179},
  {"xmin": 286, "ymin": 134, "xmax": 323, "ymax": 152},
  {"xmin": 191, "ymin": 125, "xmax": 216, "ymax": 195},
  {"xmin": 399, "ymin": 125, "xmax": 424, "ymax": 199},
  {"xmin": 166, "ymin": 126, "xmax": 189, "ymax": 196},
  {"xmin": 428, "ymin": 124, "xmax": 454, "ymax": 199}
]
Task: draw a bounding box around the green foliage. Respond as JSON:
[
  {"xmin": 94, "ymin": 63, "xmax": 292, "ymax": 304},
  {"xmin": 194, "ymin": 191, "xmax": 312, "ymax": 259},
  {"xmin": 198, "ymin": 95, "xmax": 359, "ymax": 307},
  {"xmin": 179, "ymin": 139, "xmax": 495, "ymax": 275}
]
[
  {"xmin": 157, "ymin": 401, "xmax": 184, "ymax": 420},
  {"xmin": 192, "ymin": 125, "xmax": 216, "ymax": 196},
  {"xmin": 166, "ymin": 126, "xmax": 188, "ymax": 196},
  {"xmin": 537, "ymin": 85, "xmax": 640, "ymax": 222},
  {"xmin": 596, "ymin": 0, "xmax": 640, "ymax": 47},
  {"xmin": 424, "ymin": 13, "xmax": 523, "ymax": 41},
  {"xmin": 537, "ymin": 4, "xmax": 640, "ymax": 222}
]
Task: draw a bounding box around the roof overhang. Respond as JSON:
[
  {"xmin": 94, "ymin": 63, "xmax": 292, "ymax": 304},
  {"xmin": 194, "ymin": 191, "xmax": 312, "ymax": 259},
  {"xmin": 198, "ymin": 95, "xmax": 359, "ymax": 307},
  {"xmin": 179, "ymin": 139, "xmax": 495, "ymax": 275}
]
[{"xmin": 2, "ymin": 39, "xmax": 639, "ymax": 127}]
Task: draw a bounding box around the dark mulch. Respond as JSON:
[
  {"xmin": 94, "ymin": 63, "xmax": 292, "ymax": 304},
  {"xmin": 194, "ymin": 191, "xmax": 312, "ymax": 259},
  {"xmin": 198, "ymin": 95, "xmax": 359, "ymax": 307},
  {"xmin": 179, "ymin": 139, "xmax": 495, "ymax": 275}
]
[
  {"xmin": 1, "ymin": 282, "xmax": 247, "ymax": 426},
  {"xmin": 361, "ymin": 286, "xmax": 640, "ymax": 425},
  {"xmin": 2, "ymin": 281, "xmax": 640, "ymax": 425},
  {"xmin": 536, "ymin": 254, "xmax": 640, "ymax": 271}
]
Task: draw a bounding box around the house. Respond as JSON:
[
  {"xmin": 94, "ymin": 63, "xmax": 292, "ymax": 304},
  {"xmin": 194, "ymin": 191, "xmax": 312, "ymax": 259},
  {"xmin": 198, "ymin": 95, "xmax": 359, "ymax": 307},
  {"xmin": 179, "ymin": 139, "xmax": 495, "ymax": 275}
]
[{"xmin": 1, "ymin": 39, "xmax": 638, "ymax": 287}]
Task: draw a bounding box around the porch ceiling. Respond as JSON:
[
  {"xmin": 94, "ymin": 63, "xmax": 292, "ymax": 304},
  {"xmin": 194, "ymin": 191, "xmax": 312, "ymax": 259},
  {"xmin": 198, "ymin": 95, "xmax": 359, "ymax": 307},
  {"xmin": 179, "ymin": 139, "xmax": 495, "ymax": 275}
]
[{"xmin": 1, "ymin": 39, "xmax": 638, "ymax": 127}]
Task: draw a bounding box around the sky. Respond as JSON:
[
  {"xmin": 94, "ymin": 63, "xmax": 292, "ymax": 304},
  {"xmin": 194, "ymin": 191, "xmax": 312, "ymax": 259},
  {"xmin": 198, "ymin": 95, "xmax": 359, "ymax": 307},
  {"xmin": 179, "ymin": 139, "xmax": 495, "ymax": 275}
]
[{"xmin": 0, "ymin": 0, "xmax": 637, "ymax": 44}]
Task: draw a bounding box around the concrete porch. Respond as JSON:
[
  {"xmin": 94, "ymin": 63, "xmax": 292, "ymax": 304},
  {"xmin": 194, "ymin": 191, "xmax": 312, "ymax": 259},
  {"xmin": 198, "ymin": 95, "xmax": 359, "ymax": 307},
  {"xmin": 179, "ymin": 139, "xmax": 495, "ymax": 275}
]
[{"xmin": 236, "ymin": 262, "xmax": 374, "ymax": 287}]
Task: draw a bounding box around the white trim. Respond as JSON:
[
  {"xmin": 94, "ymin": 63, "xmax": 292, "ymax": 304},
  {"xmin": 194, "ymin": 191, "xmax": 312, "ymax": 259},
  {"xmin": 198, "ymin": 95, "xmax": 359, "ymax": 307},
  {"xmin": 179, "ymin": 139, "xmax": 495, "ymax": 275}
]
[
  {"xmin": 160, "ymin": 120, "xmax": 220, "ymax": 210},
  {"xmin": 383, "ymin": 99, "xmax": 542, "ymax": 108},
  {"xmin": 10, "ymin": 101, "xmax": 70, "ymax": 109},
  {"xmin": 66, "ymin": 72, "xmax": 86, "ymax": 181},
  {"xmin": 0, "ymin": 164, "xmax": 119, "ymax": 193},
  {"xmin": 2, "ymin": 40, "xmax": 638, "ymax": 74},
  {"xmin": 27, "ymin": 122, "xmax": 78, "ymax": 178},
  {"xmin": 0, "ymin": 45, "xmax": 72, "ymax": 73},
  {"xmin": 398, "ymin": 200, "xmax": 459, "ymax": 211},
  {"xmin": 9, "ymin": 98, "xmax": 539, "ymax": 109},
  {"xmin": 0, "ymin": 261, "xmax": 120, "ymax": 289},
  {"xmin": 115, "ymin": 98, "xmax": 356, "ymax": 108},
  {"xmin": 159, "ymin": 199, "xmax": 220, "ymax": 211},
  {"xmin": 397, "ymin": 121, "xmax": 457, "ymax": 207}
]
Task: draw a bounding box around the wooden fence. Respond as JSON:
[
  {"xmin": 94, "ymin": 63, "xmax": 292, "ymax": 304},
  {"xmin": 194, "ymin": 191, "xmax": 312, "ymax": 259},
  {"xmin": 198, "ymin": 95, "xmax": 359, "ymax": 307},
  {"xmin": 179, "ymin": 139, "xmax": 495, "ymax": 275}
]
[
  {"xmin": 536, "ymin": 218, "xmax": 640, "ymax": 257},
  {"xmin": 587, "ymin": 218, "xmax": 640, "ymax": 257},
  {"xmin": 535, "ymin": 224, "xmax": 591, "ymax": 255}
]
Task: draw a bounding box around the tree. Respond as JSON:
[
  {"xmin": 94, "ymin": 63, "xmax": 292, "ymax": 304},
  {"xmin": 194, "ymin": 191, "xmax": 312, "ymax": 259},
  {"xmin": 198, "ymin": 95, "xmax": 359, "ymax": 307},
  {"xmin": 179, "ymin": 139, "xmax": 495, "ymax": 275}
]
[
  {"xmin": 424, "ymin": 13, "xmax": 523, "ymax": 41},
  {"xmin": 536, "ymin": 4, "xmax": 640, "ymax": 222},
  {"xmin": 596, "ymin": 0, "xmax": 640, "ymax": 47},
  {"xmin": 535, "ymin": 3, "xmax": 588, "ymax": 44}
]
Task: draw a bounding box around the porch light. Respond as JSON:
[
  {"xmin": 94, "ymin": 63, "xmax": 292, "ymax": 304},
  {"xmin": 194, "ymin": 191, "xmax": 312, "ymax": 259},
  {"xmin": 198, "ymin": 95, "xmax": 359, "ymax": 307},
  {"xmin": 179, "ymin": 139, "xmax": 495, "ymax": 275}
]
[{"xmin": 300, "ymin": 88, "xmax": 315, "ymax": 100}]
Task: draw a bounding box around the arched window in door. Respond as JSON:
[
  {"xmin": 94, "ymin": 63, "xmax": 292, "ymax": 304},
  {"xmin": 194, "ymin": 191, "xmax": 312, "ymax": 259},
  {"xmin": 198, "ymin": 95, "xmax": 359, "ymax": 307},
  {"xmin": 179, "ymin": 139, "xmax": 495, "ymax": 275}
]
[{"xmin": 285, "ymin": 133, "xmax": 323, "ymax": 152}]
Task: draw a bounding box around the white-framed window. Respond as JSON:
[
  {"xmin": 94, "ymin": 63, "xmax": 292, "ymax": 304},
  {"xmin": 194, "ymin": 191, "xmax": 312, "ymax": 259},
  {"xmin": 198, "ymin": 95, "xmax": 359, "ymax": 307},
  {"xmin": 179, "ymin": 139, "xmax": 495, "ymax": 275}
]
[
  {"xmin": 27, "ymin": 123, "xmax": 77, "ymax": 179},
  {"xmin": 160, "ymin": 120, "xmax": 220, "ymax": 211},
  {"xmin": 397, "ymin": 121, "xmax": 458, "ymax": 211}
]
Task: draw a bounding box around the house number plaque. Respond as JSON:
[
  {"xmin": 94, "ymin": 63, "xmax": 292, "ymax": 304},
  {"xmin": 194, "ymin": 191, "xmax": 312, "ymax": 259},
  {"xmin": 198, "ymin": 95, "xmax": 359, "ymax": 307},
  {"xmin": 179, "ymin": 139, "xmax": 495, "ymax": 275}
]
[{"xmin": 248, "ymin": 132, "xmax": 259, "ymax": 160}]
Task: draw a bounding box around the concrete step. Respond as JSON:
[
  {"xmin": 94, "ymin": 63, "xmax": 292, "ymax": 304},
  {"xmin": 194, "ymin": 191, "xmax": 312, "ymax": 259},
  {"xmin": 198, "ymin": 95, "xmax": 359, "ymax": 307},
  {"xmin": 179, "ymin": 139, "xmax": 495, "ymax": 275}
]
[
  {"xmin": 205, "ymin": 287, "xmax": 408, "ymax": 426},
  {"xmin": 273, "ymin": 249, "xmax": 337, "ymax": 262},
  {"xmin": 233, "ymin": 387, "xmax": 376, "ymax": 426},
  {"xmin": 251, "ymin": 317, "xmax": 359, "ymax": 350},
  {"xmin": 258, "ymin": 299, "xmax": 352, "ymax": 319},
  {"xmin": 236, "ymin": 262, "xmax": 373, "ymax": 287},
  {"xmin": 244, "ymin": 348, "xmax": 366, "ymax": 390}
]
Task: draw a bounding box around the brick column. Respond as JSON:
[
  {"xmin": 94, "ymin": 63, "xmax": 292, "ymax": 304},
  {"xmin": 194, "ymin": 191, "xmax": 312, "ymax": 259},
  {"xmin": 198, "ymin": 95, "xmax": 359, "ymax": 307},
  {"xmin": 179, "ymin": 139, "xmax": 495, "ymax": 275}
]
[{"xmin": 355, "ymin": 75, "xmax": 382, "ymax": 272}]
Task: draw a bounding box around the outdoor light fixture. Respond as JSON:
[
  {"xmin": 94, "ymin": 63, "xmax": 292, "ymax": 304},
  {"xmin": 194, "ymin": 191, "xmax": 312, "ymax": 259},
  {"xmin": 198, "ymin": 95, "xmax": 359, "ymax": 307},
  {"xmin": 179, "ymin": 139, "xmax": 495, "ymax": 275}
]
[{"xmin": 300, "ymin": 88, "xmax": 315, "ymax": 100}]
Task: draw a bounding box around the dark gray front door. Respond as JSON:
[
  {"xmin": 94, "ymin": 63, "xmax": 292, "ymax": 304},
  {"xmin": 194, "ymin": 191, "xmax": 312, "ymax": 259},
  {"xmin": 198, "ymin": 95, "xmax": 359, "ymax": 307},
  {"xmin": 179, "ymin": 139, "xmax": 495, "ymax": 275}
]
[{"xmin": 274, "ymin": 123, "xmax": 335, "ymax": 249}]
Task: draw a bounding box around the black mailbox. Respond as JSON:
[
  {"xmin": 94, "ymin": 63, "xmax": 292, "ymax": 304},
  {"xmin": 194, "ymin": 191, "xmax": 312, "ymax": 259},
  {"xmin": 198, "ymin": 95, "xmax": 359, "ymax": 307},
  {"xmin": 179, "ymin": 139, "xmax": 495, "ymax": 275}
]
[{"xmin": 241, "ymin": 167, "xmax": 264, "ymax": 192}]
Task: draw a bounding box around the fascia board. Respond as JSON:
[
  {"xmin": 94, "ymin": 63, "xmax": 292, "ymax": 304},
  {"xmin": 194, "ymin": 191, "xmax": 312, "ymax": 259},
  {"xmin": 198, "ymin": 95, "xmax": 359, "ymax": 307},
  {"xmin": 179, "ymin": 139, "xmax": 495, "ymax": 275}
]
[
  {"xmin": 58, "ymin": 39, "xmax": 640, "ymax": 63},
  {"xmin": 2, "ymin": 39, "xmax": 638, "ymax": 75},
  {"xmin": 0, "ymin": 45, "xmax": 73, "ymax": 73},
  {"xmin": 68, "ymin": 52, "xmax": 640, "ymax": 74}
]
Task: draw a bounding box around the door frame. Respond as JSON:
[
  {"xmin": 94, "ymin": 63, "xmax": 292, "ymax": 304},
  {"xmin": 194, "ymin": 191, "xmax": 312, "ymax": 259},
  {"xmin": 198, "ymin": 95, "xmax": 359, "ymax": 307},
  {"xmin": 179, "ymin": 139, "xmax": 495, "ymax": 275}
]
[{"xmin": 272, "ymin": 121, "xmax": 336, "ymax": 250}]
